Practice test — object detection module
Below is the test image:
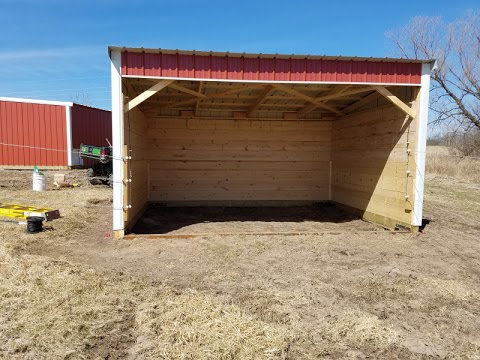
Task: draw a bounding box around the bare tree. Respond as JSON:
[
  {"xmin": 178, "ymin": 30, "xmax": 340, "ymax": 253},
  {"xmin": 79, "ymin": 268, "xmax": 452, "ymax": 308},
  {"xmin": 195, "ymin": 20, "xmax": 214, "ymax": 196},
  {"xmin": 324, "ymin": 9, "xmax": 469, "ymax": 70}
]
[
  {"xmin": 70, "ymin": 92, "xmax": 92, "ymax": 106},
  {"xmin": 386, "ymin": 12, "xmax": 480, "ymax": 131}
]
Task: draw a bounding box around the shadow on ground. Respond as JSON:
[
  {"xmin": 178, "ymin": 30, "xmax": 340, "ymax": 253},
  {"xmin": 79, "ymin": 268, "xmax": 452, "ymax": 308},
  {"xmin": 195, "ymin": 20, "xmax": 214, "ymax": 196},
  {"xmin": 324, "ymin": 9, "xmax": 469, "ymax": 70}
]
[{"xmin": 131, "ymin": 202, "xmax": 360, "ymax": 234}]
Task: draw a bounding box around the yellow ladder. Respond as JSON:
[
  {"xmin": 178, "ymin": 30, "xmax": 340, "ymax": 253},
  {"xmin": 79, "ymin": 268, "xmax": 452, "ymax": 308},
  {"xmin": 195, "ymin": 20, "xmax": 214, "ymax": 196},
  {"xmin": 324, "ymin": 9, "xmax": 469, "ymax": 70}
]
[{"xmin": 0, "ymin": 203, "xmax": 60, "ymax": 221}]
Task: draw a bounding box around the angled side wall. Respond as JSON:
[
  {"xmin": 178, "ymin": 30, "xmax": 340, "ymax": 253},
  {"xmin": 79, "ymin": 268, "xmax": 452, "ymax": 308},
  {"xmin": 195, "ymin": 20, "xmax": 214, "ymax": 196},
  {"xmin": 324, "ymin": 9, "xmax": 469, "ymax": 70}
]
[{"xmin": 331, "ymin": 87, "xmax": 419, "ymax": 229}]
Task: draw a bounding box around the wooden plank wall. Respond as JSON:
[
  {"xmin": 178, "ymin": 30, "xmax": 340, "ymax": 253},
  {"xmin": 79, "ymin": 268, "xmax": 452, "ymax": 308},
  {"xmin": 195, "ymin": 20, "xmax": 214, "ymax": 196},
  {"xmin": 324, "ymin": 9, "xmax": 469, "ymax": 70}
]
[
  {"xmin": 331, "ymin": 87, "xmax": 418, "ymax": 227},
  {"xmin": 146, "ymin": 118, "xmax": 332, "ymax": 203},
  {"xmin": 124, "ymin": 107, "xmax": 149, "ymax": 228}
]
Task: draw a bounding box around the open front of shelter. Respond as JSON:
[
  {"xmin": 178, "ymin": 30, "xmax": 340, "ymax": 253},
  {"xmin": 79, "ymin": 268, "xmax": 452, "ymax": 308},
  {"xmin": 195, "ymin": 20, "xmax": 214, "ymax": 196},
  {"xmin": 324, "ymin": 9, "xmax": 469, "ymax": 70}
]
[{"xmin": 109, "ymin": 47, "xmax": 434, "ymax": 237}]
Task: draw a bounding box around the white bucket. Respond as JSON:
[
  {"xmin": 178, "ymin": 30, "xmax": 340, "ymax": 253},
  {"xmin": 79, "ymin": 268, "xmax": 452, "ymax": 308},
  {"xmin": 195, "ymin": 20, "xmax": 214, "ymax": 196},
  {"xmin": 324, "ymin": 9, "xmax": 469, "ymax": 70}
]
[{"xmin": 32, "ymin": 172, "xmax": 46, "ymax": 192}]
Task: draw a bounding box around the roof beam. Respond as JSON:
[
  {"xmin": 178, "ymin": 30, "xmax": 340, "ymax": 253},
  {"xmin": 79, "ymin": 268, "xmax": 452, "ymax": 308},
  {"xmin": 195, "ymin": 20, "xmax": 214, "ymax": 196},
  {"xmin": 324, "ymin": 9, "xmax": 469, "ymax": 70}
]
[
  {"xmin": 195, "ymin": 82, "xmax": 204, "ymax": 116},
  {"xmin": 247, "ymin": 85, "xmax": 274, "ymax": 117},
  {"xmin": 169, "ymin": 82, "xmax": 207, "ymax": 99},
  {"xmin": 297, "ymin": 86, "xmax": 377, "ymax": 118},
  {"xmin": 343, "ymin": 91, "xmax": 381, "ymax": 114},
  {"xmin": 124, "ymin": 79, "xmax": 173, "ymax": 113},
  {"xmin": 166, "ymin": 84, "xmax": 264, "ymax": 108},
  {"xmin": 372, "ymin": 85, "xmax": 416, "ymax": 118},
  {"xmin": 272, "ymin": 84, "xmax": 344, "ymax": 116},
  {"xmin": 123, "ymin": 79, "xmax": 137, "ymax": 101},
  {"xmin": 297, "ymin": 85, "xmax": 350, "ymax": 118}
]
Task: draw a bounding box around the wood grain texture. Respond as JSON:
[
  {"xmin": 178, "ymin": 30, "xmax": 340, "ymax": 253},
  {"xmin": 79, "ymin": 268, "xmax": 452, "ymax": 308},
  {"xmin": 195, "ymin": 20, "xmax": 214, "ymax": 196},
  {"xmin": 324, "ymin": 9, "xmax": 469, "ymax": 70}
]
[
  {"xmin": 147, "ymin": 118, "xmax": 332, "ymax": 202},
  {"xmin": 124, "ymin": 107, "xmax": 149, "ymax": 228},
  {"xmin": 331, "ymin": 100, "xmax": 417, "ymax": 225}
]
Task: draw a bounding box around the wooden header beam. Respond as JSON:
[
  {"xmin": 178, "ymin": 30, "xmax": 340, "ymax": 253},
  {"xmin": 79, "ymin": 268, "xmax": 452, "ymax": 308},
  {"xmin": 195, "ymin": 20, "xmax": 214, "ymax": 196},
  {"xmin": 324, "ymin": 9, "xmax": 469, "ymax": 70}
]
[{"xmin": 124, "ymin": 79, "xmax": 173, "ymax": 112}]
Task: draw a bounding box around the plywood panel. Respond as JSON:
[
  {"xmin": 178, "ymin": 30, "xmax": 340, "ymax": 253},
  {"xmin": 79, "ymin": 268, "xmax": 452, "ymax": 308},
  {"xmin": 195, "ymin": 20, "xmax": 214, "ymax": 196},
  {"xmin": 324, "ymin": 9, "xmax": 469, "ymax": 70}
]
[
  {"xmin": 147, "ymin": 118, "xmax": 331, "ymax": 202},
  {"xmin": 331, "ymin": 98, "xmax": 417, "ymax": 226}
]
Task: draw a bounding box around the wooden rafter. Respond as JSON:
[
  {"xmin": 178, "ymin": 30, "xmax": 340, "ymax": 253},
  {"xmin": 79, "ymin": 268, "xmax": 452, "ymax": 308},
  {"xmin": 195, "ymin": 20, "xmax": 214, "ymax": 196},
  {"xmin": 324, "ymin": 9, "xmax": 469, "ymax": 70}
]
[
  {"xmin": 343, "ymin": 91, "xmax": 381, "ymax": 114},
  {"xmin": 246, "ymin": 85, "xmax": 274, "ymax": 117},
  {"xmin": 272, "ymin": 84, "xmax": 344, "ymax": 116},
  {"xmin": 195, "ymin": 82, "xmax": 204, "ymax": 116},
  {"xmin": 297, "ymin": 85, "xmax": 350, "ymax": 118},
  {"xmin": 297, "ymin": 86, "xmax": 376, "ymax": 118},
  {"xmin": 169, "ymin": 82, "xmax": 207, "ymax": 99},
  {"xmin": 166, "ymin": 84, "xmax": 264, "ymax": 108},
  {"xmin": 124, "ymin": 79, "xmax": 174, "ymax": 112},
  {"xmin": 372, "ymin": 85, "xmax": 416, "ymax": 118},
  {"xmin": 122, "ymin": 79, "xmax": 137, "ymax": 101}
]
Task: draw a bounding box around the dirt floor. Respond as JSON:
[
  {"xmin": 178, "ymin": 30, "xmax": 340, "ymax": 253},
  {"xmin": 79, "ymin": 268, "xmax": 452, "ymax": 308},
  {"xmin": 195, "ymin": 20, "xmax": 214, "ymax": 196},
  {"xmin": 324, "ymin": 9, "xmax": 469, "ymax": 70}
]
[
  {"xmin": 131, "ymin": 204, "xmax": 378, "ymax": 235},
  {"xmin": 1, "ymin": 166, "xmax": 480, "ymax": 359}
]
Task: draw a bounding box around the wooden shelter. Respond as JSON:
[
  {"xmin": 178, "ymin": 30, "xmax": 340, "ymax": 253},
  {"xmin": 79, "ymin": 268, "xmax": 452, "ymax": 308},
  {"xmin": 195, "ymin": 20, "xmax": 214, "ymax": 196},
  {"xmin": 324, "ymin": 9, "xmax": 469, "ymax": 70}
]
[{"xmin": 109, "ymin": 47, "xmax": 434, "ymax": 237}]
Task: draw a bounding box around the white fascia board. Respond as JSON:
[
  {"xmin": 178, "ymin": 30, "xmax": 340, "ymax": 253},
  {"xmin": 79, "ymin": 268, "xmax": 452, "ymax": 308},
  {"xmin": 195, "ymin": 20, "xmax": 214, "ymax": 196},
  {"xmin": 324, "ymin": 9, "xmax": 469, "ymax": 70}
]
[
  {"xmin": 121, "ymin": 74, "xmax": 421, "ymax": 87},
  {"xmin": 0, "ymin": 96, "xmax": 73, "ymax": 107},
  {"xmin": 111, "ymin": 50, "xmax": 125, "ymax": 231},
  {"xmin": 65, "ymin": 106, "xmax": 73, "ymax": 166},
  {"xmin": 412, "ymin": 63, "xmax": 432, "ymax": 226}
]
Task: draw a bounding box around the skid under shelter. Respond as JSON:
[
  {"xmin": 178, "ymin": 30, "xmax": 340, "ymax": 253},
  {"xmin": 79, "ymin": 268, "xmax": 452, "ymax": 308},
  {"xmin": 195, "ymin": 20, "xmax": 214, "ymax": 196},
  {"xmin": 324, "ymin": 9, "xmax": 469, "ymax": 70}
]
[{"xmin": 109, "ymin": 46, "xmax": 434, "ymax": 237}]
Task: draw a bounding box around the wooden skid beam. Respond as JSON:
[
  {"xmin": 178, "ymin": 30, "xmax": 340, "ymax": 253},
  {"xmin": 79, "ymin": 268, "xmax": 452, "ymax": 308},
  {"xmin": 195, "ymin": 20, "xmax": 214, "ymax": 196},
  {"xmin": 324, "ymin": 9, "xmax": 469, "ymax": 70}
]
[
  {"xmin": 124, "ymin": 80, "xmax": 173, "ymax": 112},
  {"xmin": 372, "ymin": 85, "xmax": 416, "ymax": 118},
  {"xmin": 272, "ymin": 84, "xmax": 344, "ymax": 116},
  {"xmin": 247, "ymin": 85, "xmax": 274, "ymax": 116}
]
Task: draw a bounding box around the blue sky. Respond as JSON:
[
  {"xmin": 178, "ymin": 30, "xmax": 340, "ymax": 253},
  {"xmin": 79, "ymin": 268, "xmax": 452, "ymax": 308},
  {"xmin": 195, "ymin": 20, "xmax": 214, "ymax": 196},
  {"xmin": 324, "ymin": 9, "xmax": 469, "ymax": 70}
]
[{"xmin": 0, "ymin": 0, "xmax": 477, "ymax": 110}]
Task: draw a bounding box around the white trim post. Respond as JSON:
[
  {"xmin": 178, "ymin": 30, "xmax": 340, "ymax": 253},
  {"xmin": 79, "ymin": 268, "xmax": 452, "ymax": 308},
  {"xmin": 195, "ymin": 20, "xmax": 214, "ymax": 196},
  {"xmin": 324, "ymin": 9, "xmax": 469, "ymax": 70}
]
[
  {"xmin": 65, "ymin": 105, "xmax": 73, "ymax": 166},
  {"xmin": 111, "ymin": 50, "xmax": 124, "ymax": 232},
  {"xmin": 412, "ymin": 63, "xmax": 433, "ymax": 226}
]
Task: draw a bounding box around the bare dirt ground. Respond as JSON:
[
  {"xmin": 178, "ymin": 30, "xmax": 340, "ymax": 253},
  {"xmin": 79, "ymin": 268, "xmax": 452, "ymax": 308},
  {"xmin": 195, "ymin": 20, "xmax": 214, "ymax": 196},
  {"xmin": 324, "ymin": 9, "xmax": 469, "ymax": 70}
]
[{"xmin": 1, "ymin": 164, "xmax": 480, "ymax": 359}]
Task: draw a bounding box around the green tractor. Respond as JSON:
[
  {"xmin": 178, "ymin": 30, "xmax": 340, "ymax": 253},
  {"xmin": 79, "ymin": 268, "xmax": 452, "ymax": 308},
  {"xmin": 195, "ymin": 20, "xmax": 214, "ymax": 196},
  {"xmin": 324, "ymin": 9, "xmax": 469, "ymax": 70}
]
[{"xmin": 79, "ymin": 144, "xmax": 113, "ymax": 187}]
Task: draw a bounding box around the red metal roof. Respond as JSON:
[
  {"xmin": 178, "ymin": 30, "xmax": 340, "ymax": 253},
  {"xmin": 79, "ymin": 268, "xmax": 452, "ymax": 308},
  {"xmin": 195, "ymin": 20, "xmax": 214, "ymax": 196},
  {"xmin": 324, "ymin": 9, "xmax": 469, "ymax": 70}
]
[{"xmin": 110, "ymin": 47, "xmax": 429, "ymax": 85}]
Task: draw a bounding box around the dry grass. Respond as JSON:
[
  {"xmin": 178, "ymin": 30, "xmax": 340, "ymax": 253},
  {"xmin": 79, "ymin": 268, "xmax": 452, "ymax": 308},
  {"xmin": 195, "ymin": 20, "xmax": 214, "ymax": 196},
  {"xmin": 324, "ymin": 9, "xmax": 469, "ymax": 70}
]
[
  {"xmin": 0, "ymin": 243, "xmax": 289, "ymax": 359},
  {"xmin": 0, "ymin": 171, "xmax": 289, "ymax": 359},
  {"xmin": 426, "ymin": 146, "xmax": 480, "ymax": 183},
  {"xmin": 2, "ymin": 169, "xmax": 480, "ymax": 358}
]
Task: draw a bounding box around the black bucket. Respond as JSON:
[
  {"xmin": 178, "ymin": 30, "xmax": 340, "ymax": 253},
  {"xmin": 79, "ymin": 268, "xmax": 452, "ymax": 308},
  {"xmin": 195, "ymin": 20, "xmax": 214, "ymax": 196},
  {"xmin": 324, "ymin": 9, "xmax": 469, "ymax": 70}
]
[{"xmin": 26, "ymin": 216, "xmax": 44, "ymax": 233}]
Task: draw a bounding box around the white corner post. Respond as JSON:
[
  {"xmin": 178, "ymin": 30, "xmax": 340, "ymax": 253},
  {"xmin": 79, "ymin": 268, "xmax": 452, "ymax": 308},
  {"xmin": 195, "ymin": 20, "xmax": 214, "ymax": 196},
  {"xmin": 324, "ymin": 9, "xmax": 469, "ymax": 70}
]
[
  {"xmin": 111, "ymin": 50, "xmax": 124, "ymax": 234},
  {"xmin": 412, "ymin": 62, "xmax": 433, "ymax": 226},
  {"xmin": 65, "ymin": 105, "xmax": 73, "ymax": 166}
]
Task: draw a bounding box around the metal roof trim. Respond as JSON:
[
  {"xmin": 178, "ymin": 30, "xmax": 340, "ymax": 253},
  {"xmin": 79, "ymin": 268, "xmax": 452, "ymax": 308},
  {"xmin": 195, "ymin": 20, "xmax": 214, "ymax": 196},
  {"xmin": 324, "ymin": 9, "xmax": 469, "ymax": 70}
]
[
  {"xmin": 108, "ymin": 45, "xmax": 434, "ymax": 64},
  {"xmin": 0, "ymin": 96, "xmax": 74, "ymax": 107}
]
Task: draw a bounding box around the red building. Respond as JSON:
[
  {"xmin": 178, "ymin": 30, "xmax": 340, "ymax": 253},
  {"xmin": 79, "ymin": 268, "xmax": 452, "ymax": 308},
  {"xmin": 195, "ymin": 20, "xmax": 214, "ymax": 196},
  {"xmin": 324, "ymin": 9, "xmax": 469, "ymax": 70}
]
[{"xmin": 0, "ymin": 97, "xmax": 111, "ymax": 168}]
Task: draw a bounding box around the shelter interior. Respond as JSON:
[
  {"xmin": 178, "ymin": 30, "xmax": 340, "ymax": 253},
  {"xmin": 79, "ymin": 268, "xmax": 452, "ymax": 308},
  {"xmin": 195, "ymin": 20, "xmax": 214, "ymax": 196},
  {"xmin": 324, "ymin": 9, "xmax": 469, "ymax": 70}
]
[{"xmin": 121, "ymin": 78, "xmax": 420, "ymax": 233}]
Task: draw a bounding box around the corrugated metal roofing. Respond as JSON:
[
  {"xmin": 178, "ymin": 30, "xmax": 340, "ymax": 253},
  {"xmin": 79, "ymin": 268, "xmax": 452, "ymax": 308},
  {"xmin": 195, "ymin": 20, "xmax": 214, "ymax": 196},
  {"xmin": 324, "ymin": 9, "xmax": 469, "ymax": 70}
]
[
  {"xmin": 108, "ymin": 46, "xmax": 433, "ymax": 64},
  {"xmin": 110, "ymin": 46, "xmax": 431, "ymax": 85},
  {"xmin": 0, "ymin": 98, "xmax": 111, "ymax": 167}
]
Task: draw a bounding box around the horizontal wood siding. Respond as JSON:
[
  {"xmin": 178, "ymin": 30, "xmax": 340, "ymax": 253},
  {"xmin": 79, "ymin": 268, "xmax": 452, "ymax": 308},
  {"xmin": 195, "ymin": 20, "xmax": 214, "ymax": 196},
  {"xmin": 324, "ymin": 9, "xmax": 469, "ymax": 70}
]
[
  {"xmin": 124, "ymin": 108, "xmax": 149, "ymax": 228},
  {"xmin": 147, "ymin": 118, "xmax": 331, "ymax": 202},
  {"xmin": 331, "ymin": 99, "xmax": 417, "ymax": 226}
]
